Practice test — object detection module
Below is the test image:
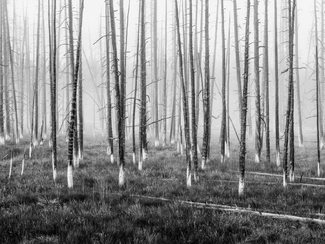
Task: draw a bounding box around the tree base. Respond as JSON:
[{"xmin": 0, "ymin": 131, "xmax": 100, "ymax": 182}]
[
  {"xmin": 238, "ymin": 178, "xmax": 245, "ymax": 196},
  {"xmin": 201, "ymin": 158, "xmax": 206, "ymax": 170},
  {"xmin": 133, "ymin": 153, "xmax": 136, "ymax": 164},
  {"xmin": 0, "ymin": 136, "xmax": 4, "ymax": 145},
  {"xmin": 186, "ymin": 167, "xmax": 191, "ymax": 188},
  {"xmin": 119, "ymin": 165, "xmax": 125, "ymax": 188},
  {"xmin": 276, "ymin": 151, "xmax": 281, "ymax": 167},
  {"xmin": 21, "ymin": 159, "xmax": 25, "ymax": 176},
  {"xmin": 255, "ymin": 153, "xmax": 260, "ymax": 163},
  {"xmin": 67, "ymin": 165, "xmax": 73, "ymax": 188}
]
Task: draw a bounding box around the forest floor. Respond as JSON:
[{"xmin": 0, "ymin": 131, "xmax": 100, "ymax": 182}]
[{"xmin": 1, "ymin": 134, "xmax": 325, "ymax": 243}]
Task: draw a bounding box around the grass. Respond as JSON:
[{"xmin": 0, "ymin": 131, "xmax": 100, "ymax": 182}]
[{"xmin": 1, "ymin": 134, "xmax": 325, "ymax": 243}]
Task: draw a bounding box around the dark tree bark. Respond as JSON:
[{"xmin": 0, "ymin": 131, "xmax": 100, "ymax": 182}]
[
  {"xmin": 132, "ymin": 1, "xmax": 141, "ymax": 164},
  {"xmin": 220, "ymin": 0, "xmax": 226, "ymax": 164},
  {"xmin": 153, "ymin": 0, "xmax": 159, "ymax": 147},
  {"xmin": 238, "ymin": 0, "xmax": 251, "ymax": 197},
  {"xmin": 109, "ymin": 0, "xmax": 126, "ymax": 186},
  {"xmin": 189, "ymin": 0, "xmax": 198, "ymax": 181},
  {"xmin": 233, "ymin": 0, "xmax": 242, "ymax": 122},
  {"xmin": 175, "ymin": 0, "xmax": 192, "ymax": 187},
  {"xmin": 294, "ymin": 5, "xmax": 303, "ymax": 148},
  {"xmin": 4, "ymin": 0, "xmax": 19, "ymax": 144},
  {"xmin": 282, "ymin": 0, "xmax": 296, "ymax": 189},
  {"xmin": 48, "ymin": 0, "xmax": 57, "ymax": 182},
  {"xmin": 201, "ymin": 0, "xmax": 211, "ymax": 168},
  {"xmin": 119, "ymin": 0, "xmax": 126, "ymax": 185},
  {"xmin": 274, "ymin": 0, "xmax": 281, "ymax": 166},
  {"xmin": 264, "ymin": 0, "xmax": 270, "ymax": 165},
  {"xmin": 0, "ymin": 0, "xmax": 4, "ymax": 145},
  {"xmin": 105, "ymin": 1, "xmax": 114, "ymax": 164},
  {"xmin": 67, "ymin": 0, "xmax": 84, "ymax": 187},
  {"xmin": 33, "ymin": 0, "xmax": 41, "ymax": 146},
  {"xmin": 315, "ymin": 0, "xmax": 321, "ymax": 177},
  {"xmin": 78, "ymin": 48, "xmax": 83, "ymax": 160},
  {"xmin": 139, "ymin": 0, "xmax": 148, "ymax": 171},
  {"xmin": 162, "ymin": 0, "xmax": 168, "ymax": 147},
  {"xmin": 254, "ymin": 0, "xmax": 261, "ymax": 163}
]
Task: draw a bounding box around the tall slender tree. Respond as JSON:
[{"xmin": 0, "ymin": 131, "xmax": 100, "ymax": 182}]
[
  {"xmin": 274, "ymin": 0, "xmax": 280, "ymax": 166},
  {"xmin": 254, "ymin": 0, "xmax": 261, "ymax": 163},
  {"xmin": 282, "ymin": 0, "xmax": 296, "ymax": 189},
  {"xmin": 238, "ymin": 0, "xmax": 251, "ymax": 196},
  {"xmin": 189, "ymin": 0, "xmax": 198, "ymax": 180},
  {"xmin": 294, "ymin": 4, "xmax": 303, "ymax": 148},
  {"xmin": 0, "ymin": 0, "xmax": 4, "ymax": 145},
  {"xmin": 264, "ymin": 0, "xmax": 270, "ymax": 164},
  {"xmin": 4, "ymin": 0, "xmax": 19, "ymax": 144},
  {"xmin": 109, "ymin": 0, "xmax": 126, "ymax": 186},
  {"xmin": 105, "ymin": 1, "xmax": 114, "ymax": 164},
  {"xmin": 175, "ymin": 0, "xmax": 192, "ymax": 187},
  {"xmin": 315, "ymin": 0, "xmax": 321, "ymax": 177},
  {"xmin": 49, "ymin": 0, "xmax": 58, "ymax": 182},
  {"xmin": 33, "ymin": 0, "xmax": 41, "ymax": 146},
  {"xmin": 201, "ymin": 0, "xmax": 211, "ymax": 168},
  {"xmin": 139, "ymin": 0, "xmax": 147, "ymax": 170}
]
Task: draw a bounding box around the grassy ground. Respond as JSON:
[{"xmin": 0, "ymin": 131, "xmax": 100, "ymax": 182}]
[{"xmin": 1, "ymin": 134, "xmax": 325, "ymax": 243}]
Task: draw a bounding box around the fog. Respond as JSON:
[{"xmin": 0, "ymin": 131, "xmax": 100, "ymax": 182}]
[{"xmin": 7, "ymin": 0, "xmax": 321, "ymax": 136}]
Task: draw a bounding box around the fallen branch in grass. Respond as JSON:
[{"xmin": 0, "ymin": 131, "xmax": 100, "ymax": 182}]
[
  {"xmin": 110, "ymin": 193, "xmax": 325, "ymax": 225},
  {"xmin": 229, "ymin": 170, "xmax": 325, "ymax": 182},
  {"xmin": 208, "ymin": 179, "xmax": 325, "ymax": 188}
]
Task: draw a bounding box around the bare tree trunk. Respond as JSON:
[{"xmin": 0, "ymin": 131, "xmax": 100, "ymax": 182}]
[
  {"xmin": 233, "ymin": 0, "xmax": 242, "ymax": 122},
  {"xmin": 67, "ymin": 0, "xmax": 84, "ymax": 187},
  {"xmin": 283, "ymin": 0, "xmax": 296, "ymax": 189},
  {"xmin": 119, "ymin": 0, "xmax": 126, "ymax": 186},
  {"xmin": 42, "ymin": 0, "xmax": 47, "ymax": 141},
  {"xmin": 201, "ymin": 0, "xmax": 211, "ymax": 168},
  {"xmin": 105, "ymin": 1, "xmax": 114, "ymax": 164},
  {"xmin": 274, "ymin": 0, "xmax": 281, "ymax": 166},
  {"xmin": 320, "ymin": 0, "xmax": 325, "ymax": 149},
  {"xmin": 293, "ymin": 5, "xmax": 303, "ymax": 148},
  {"xmin": 163, "ymin": 0, "xmax": 168, "ymax": 147},
  {"xmin": 264, "ymin": 0, "xmax": 270, "ymax": 165},
  {"xmin": 315, "ymin": 0, "xmax": 321, "ymax": 177},
  {"xmin": 33, "ymin": 0, "xmax": 41, "ymax": 146},
  {"xmin": 189, "ymin": 0, "xmax": 198, "ymax": 181},
  {"xmin": 4, "ymin": 0, "xmax": 19, "ymax": 144},
  {"xmin": 0, "ymin": 0, "xmax": 4, "ymax": 145},
  {"xmin": 153, "ymin": 0, "xmax": 159, "ymax": 147},
  {"xmin": 170, "ymin": 10, "xmax": 177, "ymax": 145},
  {"xmin": 65, "ymin": 0, "xmax": 70, "ymax": 139},
  {"xmin": 48, "ymin": 0, "xmax": 57, "ymax": 183},
  {"xmin": 254, "ymin": 0, "xmax": 261, "ymax": 163},
  {"xmin": 239, "ymin": 0, "xmax": 251, "ymax": 197},
  {"xmin": 220, "ymin": 0, "xmax": 226, "ymax": 164},
  {"xmin": 109, "ymin": 0, "xmax": 126, "ymax": 186},
  {"xmin": 78, "ymin": 48, "xmax": 83, "ymax": 160},
  {"xmin": 175, "ymin": 0, "xmax": 192, "ymax": 187}
]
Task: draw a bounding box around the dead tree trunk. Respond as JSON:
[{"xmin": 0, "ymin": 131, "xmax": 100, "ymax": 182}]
[
  {"xmin": 254, "ymin": 0, "xmax": 261, "ymax": 163},
  {"xmin": 48, "ymin": 0, "xmax": 58, "ymax": 182},
  {"xmin": 220, "ymin": 0, "xmax": 226, "ymax": 164},
  {"xmin": 201, "ymin": 0, "xmax": 211, "ymax": 168},
  {"xmin": 274, "ymin": 0, "xmax": 281, "ymax": 166},
  {"xmin": 189, "ymin": 0, "xmax": 198, "ymax": 181},
  {"xmin": 0, "ymin": 0, "xmax": 4, "ymax": 145},
  {"xmin": 109, "ymin": 0, "xmax": 126, "ymax": 187},
  {"xmin": 264, "ymin": 0, "xmax": 270, "ymax": 164},
  {"xmin": 105, "ymin": 1, "xmax": 114, "ymax": 164},
  {"xmin": 282, "ymin": 0, "xmax": 296, "ymax": 189},
  {"xmin": 238, "ymin": 0, "xmax": 251, "ymax": 197},
  {"xmin": 175, "ymin": 0, "xmax": 192, "ymax": 187}
]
